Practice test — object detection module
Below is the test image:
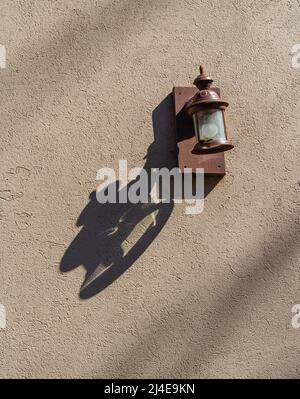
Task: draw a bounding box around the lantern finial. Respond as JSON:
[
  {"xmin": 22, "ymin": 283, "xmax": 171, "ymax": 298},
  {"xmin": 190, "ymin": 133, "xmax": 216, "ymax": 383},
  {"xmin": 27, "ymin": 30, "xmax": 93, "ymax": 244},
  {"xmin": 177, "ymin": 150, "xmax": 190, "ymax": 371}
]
[{"xmin": 193, "ymin": 65, "xmax": 213, "ymax": 91}]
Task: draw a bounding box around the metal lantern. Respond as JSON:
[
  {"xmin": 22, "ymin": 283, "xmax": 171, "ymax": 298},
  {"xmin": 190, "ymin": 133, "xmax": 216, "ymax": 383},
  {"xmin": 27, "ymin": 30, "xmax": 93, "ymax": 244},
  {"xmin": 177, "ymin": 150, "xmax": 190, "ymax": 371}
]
[{"xmin": 185, "ymin": 66, "xmax": 234, "ymax": 154}]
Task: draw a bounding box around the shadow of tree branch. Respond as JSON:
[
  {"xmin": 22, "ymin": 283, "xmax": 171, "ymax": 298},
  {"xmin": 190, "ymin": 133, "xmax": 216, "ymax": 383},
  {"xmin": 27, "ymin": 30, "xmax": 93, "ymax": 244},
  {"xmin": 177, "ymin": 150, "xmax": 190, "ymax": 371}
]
[{"xmin": 103, "ymin": 215, "xmax": 299, "ymax": 377}]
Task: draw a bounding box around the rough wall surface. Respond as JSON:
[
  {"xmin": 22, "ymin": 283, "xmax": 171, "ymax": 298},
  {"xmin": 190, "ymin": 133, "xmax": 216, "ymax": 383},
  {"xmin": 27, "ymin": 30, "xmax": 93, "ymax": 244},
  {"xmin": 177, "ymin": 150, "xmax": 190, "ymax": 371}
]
[{"xmin": 0, "ymin": 0, "xmax": 299, "ymax": 378}]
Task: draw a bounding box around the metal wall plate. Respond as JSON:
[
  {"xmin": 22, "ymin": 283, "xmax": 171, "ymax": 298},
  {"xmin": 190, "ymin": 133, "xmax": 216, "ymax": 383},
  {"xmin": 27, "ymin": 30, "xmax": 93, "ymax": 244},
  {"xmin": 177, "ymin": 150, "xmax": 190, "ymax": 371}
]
[{"xmin": 173, "ymin": 87, "xmax": 225, "ymax": 175}]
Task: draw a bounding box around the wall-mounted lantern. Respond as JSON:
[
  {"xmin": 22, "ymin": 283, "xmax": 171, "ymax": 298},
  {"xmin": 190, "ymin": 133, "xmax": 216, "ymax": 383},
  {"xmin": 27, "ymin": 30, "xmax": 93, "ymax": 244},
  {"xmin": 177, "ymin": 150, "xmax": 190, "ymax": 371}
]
[
  {"xmin": 173, "ymin": 65, "xmax": 234, "ymax": 175},
  {"xmin": 185, "ymin": 66, "xmax": 234, "ymax": 154}
]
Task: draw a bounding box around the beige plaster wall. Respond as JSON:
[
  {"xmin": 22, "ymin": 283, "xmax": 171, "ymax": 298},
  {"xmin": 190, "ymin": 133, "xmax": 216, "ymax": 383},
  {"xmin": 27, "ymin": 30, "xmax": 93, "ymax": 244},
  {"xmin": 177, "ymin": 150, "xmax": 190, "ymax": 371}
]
[{"xmin": 0, "ymin": 0, "xmax": 299, "ymax": 378}]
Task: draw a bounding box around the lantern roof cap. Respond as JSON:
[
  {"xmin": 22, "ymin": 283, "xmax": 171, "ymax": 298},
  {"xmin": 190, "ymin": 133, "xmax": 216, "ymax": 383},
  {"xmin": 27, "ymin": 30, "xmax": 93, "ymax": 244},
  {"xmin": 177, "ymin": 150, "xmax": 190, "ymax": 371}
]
[{"xmin": 193, "ymin": 65, "xmax": 214, "ymax": 90}]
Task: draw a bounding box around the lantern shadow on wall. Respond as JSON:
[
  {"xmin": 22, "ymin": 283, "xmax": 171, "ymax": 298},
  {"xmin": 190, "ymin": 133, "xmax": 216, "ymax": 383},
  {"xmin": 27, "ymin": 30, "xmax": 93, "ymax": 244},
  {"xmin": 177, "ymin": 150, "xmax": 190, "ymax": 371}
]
[{"xmin": 60, "ymin": 79, "xmax": 227, "ymax": 299}]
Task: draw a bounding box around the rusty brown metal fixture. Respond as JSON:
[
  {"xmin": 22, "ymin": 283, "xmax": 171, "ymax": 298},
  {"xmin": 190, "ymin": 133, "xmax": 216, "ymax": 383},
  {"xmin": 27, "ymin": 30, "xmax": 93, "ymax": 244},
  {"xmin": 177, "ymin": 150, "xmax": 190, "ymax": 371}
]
[{"xmin": 185, "ymin": 65, "xmax": 234, "ymax": 154}]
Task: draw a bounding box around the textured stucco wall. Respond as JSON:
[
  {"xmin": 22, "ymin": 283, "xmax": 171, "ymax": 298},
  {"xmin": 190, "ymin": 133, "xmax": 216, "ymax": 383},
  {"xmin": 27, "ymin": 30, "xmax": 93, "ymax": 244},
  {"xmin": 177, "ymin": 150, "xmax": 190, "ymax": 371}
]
[{"xmin": 0, "ymin": 0, "xmax": 299, "ymax": 378}]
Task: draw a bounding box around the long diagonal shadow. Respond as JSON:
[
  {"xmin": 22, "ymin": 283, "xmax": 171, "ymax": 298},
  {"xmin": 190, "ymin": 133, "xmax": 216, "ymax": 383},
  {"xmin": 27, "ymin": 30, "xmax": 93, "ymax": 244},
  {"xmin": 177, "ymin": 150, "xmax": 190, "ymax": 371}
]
[
  {"xmin": 60, "ymin": 94, "xmax": 177, "ymax": 298},
  {"xmin": 103, "ymin": 216, "xmax": 300, "ymax": 377},
  {"xmin": 60, "ymin": 94, "xmax": 222, "ymax": 298},
  {"xmin": 60, "ymin": 94, "xmax": 218, "ymax": 299},
  {"xmin": 0, "ymin": 0, "xmax": 170, "ymax": 137}
]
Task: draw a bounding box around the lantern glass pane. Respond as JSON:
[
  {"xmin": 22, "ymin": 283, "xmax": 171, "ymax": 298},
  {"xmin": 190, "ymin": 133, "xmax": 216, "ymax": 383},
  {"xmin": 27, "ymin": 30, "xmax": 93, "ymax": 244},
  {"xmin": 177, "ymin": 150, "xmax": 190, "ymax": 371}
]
[{"xmin": 193, "ymin": 109, "xmax": 226, "ymax": 143}]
